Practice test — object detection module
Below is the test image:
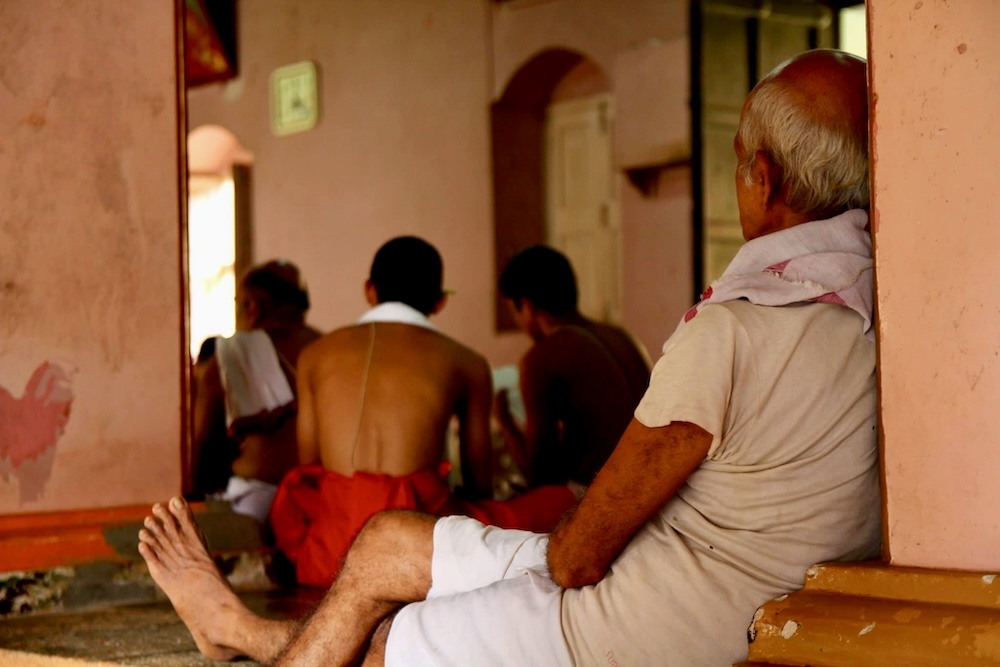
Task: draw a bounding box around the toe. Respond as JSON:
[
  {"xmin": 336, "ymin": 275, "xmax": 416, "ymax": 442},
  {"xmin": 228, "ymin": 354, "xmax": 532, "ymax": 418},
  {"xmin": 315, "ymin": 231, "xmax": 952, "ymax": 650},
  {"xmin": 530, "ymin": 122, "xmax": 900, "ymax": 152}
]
[
  {"xmin": 153, "ymin": 502, "xmax": 182, "ymax": 542},
  {"xmin": 170, "ymin": 497, "xmax": 210, "ymax": 549}
]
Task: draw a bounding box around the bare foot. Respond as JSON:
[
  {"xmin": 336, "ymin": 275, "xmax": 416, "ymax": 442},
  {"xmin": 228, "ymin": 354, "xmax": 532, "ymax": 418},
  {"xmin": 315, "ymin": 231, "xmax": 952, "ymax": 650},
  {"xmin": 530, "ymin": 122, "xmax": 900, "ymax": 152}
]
[{"xmin": 138, "ymin": 497, "xmax": 246, "ymax": 661}]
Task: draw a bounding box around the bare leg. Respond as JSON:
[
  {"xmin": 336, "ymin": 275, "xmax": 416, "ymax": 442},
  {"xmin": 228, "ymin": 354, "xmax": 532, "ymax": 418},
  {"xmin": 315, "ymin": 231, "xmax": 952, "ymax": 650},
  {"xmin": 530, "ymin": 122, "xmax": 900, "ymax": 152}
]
[
  {"xmin": 273, "ymin": 510, "xmax": 437, "ymax": 667},
  {"xmin": 359, "ymin": 614, "xmax": 396, "ymax": 667},
  {"xmin": 137, "ymin": 497, "xmax": 294, "ymax": 663}
]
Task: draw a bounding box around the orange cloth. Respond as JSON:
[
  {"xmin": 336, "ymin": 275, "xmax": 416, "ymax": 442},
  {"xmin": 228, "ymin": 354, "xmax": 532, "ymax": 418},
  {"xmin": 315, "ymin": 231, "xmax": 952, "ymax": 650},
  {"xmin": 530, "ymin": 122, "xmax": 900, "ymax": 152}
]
[{"xmin": 269, "ymin": 464, "xmax": 577, "ymax": 587}]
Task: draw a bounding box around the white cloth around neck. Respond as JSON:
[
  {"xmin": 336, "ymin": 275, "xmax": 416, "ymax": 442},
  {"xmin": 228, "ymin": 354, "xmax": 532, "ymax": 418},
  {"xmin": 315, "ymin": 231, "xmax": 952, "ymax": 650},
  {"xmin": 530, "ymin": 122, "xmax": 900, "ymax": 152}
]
[
  {"xmin": 358, "ymin": 302, "xmax": 435, "ymax": 329},
  {"xmin": 674, "ymin": 209, "xmax": 873, "ymax": 347}
]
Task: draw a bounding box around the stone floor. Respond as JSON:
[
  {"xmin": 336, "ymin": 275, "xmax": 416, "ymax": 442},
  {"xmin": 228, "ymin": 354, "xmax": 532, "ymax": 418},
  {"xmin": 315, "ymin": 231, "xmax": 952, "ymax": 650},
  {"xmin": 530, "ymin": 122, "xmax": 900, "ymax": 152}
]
[{"xmin": 0, "ymin": 588, "xmax": 324, "ymax": 666}]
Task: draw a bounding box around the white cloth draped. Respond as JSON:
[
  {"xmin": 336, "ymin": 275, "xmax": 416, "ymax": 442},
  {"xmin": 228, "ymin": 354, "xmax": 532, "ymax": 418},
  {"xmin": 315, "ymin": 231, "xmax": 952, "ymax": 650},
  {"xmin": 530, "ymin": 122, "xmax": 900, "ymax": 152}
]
[
  {"xmin": 358, "ymin": 301, "xmax": 436, "ymax": 329},
  {"xmin": 675, "ymin": 209, "xmax": 874, "ymax": 345}
]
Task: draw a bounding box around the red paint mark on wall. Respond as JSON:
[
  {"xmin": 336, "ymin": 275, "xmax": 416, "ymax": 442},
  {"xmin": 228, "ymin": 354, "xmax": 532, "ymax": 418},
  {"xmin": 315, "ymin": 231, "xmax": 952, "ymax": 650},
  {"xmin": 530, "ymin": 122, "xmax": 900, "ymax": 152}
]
[{"xmin": 0, "ymin": 362, "xmax": 75, "ymax": 504}]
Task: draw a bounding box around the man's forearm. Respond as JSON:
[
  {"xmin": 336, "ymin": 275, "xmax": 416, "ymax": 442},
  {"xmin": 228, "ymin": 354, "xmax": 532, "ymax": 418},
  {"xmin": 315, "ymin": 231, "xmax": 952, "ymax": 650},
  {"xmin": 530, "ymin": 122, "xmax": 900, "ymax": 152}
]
[
  {"xmin": 546, "ymin": 487, "xmax": 635, "ymax": 588},
  {"xmin": 546, "ymin": 419, "xmax": 712, "ymax": 589}
]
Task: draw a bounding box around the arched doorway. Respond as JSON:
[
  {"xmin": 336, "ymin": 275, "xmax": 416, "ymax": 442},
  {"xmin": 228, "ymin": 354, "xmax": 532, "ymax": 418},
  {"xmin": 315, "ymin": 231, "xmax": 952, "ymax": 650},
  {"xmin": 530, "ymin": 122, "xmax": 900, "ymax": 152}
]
[{"xmin": 491, "ymin": 49, "xmax": 618, "ymax": 329}]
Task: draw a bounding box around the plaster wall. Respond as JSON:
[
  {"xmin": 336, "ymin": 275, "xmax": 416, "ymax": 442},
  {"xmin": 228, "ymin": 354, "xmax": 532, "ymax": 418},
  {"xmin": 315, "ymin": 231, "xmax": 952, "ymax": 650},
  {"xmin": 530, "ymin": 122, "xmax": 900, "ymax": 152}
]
[
  {"xmin": 0, "ymin": 1, "xmax": 183, "ymax": 513},
  {"xmin": 491, "ymin": 0, "xmax": 687, "ymax": 100},
  {"xmin": 495, "ymin": 0, "xmax": 693, "ymax": 357},
  {"xmin": 188, "ymin": 0, "xmax": 693, "ymax": 366},
  {"xmin": 869, "ymin": 0, "xmax": 1000, "ymax": 570},
  {"xmin": 614, "ymin": 38, "xmax": 692, "ymax": 356},
  {"xmin": 189, "ymin": 0, "xmax": 528, "ymax": 365}
]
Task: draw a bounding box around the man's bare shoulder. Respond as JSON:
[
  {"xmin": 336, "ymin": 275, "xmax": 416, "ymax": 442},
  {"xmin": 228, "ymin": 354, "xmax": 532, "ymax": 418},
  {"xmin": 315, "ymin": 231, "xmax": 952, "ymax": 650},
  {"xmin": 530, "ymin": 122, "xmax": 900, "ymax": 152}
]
[
  {"xmin": 525, "ymin": 326, "xmax": 597, "ymax": 361},
  {"xmin": 421, "ymin": 327, "xmax": 491, "ymax": 379},
  {"xmin": 303, "ymin": 322, "xmax": 488, "ymax": 374},
  {"xmin": 299, "ymin": 323, "xmax": 364, "ymax": 358}
]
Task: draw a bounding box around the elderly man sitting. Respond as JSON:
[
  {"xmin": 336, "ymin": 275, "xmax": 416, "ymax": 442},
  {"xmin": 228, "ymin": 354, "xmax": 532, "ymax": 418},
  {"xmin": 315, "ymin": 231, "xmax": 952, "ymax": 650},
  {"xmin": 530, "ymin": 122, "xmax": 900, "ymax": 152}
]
[{"xmin": 138, "ymin": 48, "xmax": 880, "ymax": 667}]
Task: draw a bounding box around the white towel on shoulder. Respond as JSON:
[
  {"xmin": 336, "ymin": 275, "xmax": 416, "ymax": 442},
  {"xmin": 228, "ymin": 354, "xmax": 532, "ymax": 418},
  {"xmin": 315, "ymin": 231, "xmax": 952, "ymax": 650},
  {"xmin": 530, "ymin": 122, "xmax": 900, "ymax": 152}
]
[{"xmin": 215, "ymin": 330, "xmax": 295, "ymax": 429}]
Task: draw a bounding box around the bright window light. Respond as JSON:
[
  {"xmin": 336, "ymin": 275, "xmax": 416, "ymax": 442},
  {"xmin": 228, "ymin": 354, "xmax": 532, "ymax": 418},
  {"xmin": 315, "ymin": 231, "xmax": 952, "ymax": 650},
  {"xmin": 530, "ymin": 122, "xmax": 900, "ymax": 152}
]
[{"xmin": 188, "ymin": 174, "xmax": 236, "ymax": 361}]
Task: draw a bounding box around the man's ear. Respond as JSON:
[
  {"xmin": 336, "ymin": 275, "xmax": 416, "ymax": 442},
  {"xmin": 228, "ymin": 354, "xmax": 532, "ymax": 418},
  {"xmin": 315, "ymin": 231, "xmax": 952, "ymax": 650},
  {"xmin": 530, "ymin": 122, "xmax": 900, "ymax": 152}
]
[
  {"xmin": 244, "ymin": 297, "xmax": 263, "ymax": 328},
  {"xmin": 431, "ymin": 292, "xmax": 448, "ymax": 316},
  {"xmin": 364, "ymin": 280, "xmax": 379, "ymax": 306},
  {"xmin": 753, "ymin": 150, "xmax": 782, "ymax": 206}
]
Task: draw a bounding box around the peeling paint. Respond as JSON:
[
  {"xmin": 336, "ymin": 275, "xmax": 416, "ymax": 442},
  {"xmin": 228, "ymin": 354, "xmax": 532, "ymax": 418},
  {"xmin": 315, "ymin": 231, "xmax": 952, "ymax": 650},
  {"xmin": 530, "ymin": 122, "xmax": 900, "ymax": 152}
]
[
  {"xmin": 973, "ymin": 624, "xmax": 1000, "ymax": 661},
  {"xmin": 0, "ymin": 361, "xmax": 76, "ymax": 503},
  {"xmin": 747, "ymin": 612, "xmax": 761, "ymax": 643},
  {"xmin": 982, "ymin": 574, "xmax": 996, "ymax": 585},
  {"xmin": 781, "ymin": 620, "xmax": 800, "ymax": 639},
  {"xmin": 775, "ymin": 594, "xmax": 788, "ymax": 602},
  {"xmin": 805, "ymin": 565, "xmax": 820, "ymax": 579},
  {"xmin": 859, "ymin": 622, "xmax": 876, "ymax": 636},
  {"xmin": 942, "ymin": 616, "xmax": 956, "ymax": 628}
]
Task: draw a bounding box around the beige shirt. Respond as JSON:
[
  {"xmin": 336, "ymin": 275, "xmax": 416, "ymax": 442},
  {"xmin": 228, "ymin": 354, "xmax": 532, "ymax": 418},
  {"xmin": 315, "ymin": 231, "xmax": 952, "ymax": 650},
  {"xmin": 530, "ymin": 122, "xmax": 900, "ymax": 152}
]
[{"xmin": 561, "ymin": 301, "xmax": 881, "ymax": 667}]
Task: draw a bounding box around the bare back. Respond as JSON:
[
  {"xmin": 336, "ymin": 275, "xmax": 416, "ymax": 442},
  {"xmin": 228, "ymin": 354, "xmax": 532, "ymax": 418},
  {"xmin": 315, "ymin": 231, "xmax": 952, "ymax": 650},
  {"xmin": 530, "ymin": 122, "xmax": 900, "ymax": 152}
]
[
  {"xmin": 578, "ymin": 320, "xmax": 651, "ymax": 406},
  {"xmin": 519, "ymin": 323, "xmax": 650, "ymax": 486},
  {"xmin": 229, "ymin": 323, "xmax": 321, "ymax": 485},
  {"xmin": 297, "ymin": 323, "xmax": 494, "ymax": 496},
  {"xmin": 192, "ymin": 322, "xmax": 322, "ymax": 490}
]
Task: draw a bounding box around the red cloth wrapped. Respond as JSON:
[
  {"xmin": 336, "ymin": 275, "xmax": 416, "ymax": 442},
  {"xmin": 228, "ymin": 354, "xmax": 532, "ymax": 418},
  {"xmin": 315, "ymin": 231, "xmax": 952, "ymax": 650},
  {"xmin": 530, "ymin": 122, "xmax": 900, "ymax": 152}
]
[{"xmin": 269, "ymin": 464, "xmax": 577, "ymax": 587}]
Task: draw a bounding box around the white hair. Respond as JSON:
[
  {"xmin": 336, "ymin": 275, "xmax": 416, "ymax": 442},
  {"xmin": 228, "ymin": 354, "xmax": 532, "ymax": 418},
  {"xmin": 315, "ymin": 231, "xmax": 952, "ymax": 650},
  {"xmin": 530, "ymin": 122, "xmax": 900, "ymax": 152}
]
[{"xmin": 736, "ymin": 77, "xmax": 869, "ymax": 215}]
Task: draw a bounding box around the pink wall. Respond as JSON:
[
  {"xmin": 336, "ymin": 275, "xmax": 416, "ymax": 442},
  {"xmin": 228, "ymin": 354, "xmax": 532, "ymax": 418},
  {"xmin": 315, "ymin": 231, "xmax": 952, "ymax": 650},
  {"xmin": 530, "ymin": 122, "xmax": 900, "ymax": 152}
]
[
  {"xmin": 614, "ymin": 38, "xmax": 693, "ymax": 357},
  {"xmin": 189, "ymin": 0, "xmax": 693, "ymax": 365},
  {"xmin": 0, "ymin": 1, "xmax": 184, "ymax": 513},
  {"xmin": 189, "ymin": 0, "xmax": 527, "ymax": 365},
  {"xmin": 493, "ymin": 1, "xmax": 693, "ymax": 357},
  {"xmin": 491, "ymin": 0, "xmax": 687, "ymax": 98},
  {"xmin": 870, "ymin": 0, "xmax": 1000, "ymax": 571}
]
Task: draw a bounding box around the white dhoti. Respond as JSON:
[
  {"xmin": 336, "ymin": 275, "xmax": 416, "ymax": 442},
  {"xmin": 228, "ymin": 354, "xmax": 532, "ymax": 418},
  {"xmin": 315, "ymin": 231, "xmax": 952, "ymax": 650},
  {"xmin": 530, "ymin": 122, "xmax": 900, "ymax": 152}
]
[
  {"xmin": 215, "ymin": 476, "xmax": 278, "ymax": 524},
  {"xmin": 384, "ymin": 516, "xmax": 574, "ymax": 667}
]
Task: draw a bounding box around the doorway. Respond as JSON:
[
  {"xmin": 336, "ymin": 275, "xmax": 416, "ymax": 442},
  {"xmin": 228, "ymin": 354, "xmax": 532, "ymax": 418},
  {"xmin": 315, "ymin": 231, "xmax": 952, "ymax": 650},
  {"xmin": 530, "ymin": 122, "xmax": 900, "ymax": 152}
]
[
  {"xmin": 186, "ymin": 125, "xmax": 254, "ymax": 362},
  {"xmin": 491, "ymin": 49, "xmax": 616, "ymax": 330}
]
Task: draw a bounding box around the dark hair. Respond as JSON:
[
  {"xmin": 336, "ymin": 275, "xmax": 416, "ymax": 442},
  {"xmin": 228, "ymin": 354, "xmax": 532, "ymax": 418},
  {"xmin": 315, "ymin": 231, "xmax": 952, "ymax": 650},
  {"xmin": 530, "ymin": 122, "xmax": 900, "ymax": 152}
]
[
  {"xmin": 195, "ymin": 336, "xmax": 217, "ymax": 364},
  {"xmin": 369, "ymin": 236, "xmax": 444, "ymax": 315},
  {"xmin": 241, "ymin": 260, "xmax": 310, "ymax": 312},
  {"xmin": 499, "ymin": 245, "xmax": 578, "ymax": 316}
]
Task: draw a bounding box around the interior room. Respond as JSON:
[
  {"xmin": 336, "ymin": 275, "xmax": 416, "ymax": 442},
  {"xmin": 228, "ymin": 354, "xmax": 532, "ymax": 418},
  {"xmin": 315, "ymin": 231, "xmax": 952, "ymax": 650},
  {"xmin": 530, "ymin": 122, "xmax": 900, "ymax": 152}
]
[{"xmin": 1, "ymin": 1, "xmax": 998, "ymax": 664}]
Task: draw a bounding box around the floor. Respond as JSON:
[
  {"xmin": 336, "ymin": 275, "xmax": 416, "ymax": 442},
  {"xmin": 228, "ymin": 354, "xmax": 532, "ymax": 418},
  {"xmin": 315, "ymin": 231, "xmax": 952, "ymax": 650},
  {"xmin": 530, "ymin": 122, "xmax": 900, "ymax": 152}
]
[{"xmin": 0, "ymin": 588, "xmax": 324, "ymax": 666}]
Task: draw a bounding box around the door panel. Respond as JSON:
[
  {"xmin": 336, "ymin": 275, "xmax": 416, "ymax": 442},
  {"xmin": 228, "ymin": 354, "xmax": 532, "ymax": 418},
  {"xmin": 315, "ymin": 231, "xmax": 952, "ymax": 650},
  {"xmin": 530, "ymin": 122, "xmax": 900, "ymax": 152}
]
[{"xmin": 546, "ymin": 94, "xmax": 621, "ymax": 322}]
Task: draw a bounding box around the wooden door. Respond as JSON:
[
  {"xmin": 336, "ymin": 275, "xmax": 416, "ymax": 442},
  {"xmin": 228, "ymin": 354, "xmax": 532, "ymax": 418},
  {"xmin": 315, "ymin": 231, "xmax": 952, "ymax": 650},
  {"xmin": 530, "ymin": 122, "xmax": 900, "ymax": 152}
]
[{"xmin": 545, "ymin": 93, "xmax": 622, "ymax": 322}]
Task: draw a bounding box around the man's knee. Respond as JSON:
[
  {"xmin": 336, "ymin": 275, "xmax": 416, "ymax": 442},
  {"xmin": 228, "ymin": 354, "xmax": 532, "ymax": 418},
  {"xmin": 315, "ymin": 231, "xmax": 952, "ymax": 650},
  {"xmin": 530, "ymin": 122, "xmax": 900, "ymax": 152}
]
[
  {"xmin": 356, "ymin": 510, "xmax": 438, "ymax": 545},
  {"xmin": 343, "ymin": 510, "xmax": 438, "ymax": 587}
]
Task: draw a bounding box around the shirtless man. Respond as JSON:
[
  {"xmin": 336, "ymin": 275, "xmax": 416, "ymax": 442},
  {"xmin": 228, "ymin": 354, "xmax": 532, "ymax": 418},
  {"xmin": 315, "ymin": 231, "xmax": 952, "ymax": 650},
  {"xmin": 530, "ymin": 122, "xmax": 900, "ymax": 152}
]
[
  {"xmin": 269, "ymin": 236, "xmax": 575, "ymax": 586},
  {"xmin": 495, "ymin": 245, "xmax": 650, "ymax": 487},
  {"xmin": 191, "ymin": 260, "xmax": 322, "ymax": 522},
  {"xmin": 141, "ymin": 50, "xmax": 880, "ymax": 666}
]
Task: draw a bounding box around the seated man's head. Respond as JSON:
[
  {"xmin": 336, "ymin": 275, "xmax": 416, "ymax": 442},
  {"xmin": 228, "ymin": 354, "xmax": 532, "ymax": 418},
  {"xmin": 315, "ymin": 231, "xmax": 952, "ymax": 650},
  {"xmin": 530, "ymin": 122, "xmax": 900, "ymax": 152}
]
[
  {"xmin": 237, "ymin": 260, "xmax": 311, "ymax": 331},
  {"xmin": 366, "ymin": 236, "xmax": 446, "ymax": 316},
  {"xmin": 499, "ymin": 245, "xmax": 578, "ymax": 339},
  {"xmin": 735, "ymin": 49, "xmax": 869, "ymax": 241}
]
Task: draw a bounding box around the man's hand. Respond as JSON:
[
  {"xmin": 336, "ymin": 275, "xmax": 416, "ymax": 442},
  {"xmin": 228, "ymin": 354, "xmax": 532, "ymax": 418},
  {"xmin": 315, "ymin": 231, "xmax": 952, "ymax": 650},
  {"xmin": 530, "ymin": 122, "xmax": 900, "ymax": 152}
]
[
  {"xmin": 546, "ymin": 419, "xmax": 712, "ymax": 588},
  {"xmin": 492, "ymin": 388, "xmax": 513, "ymax": 427}
]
